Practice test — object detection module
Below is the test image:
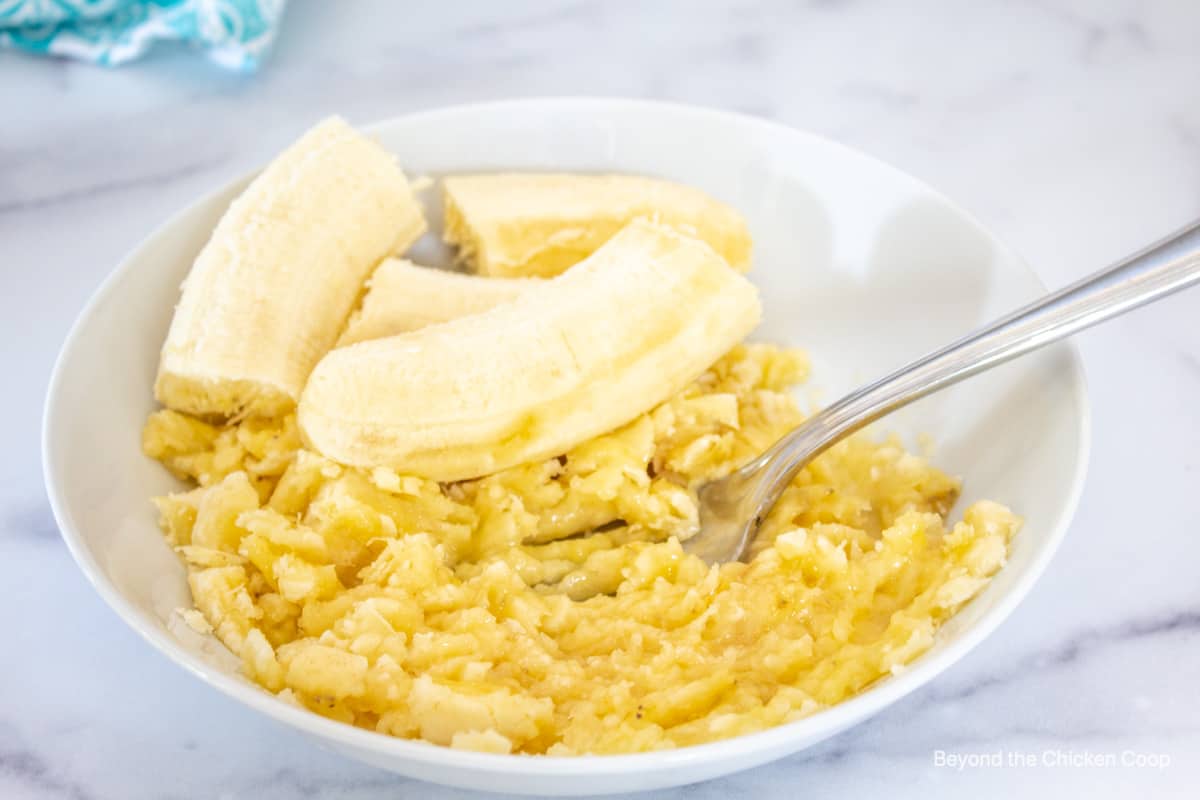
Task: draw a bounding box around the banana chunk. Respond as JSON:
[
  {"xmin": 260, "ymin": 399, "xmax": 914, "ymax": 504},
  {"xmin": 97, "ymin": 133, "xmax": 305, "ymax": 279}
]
[
  {"xmin": 299, "ymin": 220, "xmax": 762, "ymax": 481},
  {"xmin": 337, "ymin": 260, "xmax": 531, "ymax": 347},
  {"xmin": 155, "ymin": 116, "xmax": 427, "ymax": 419},
  {"xmin": 443, "ymin": 173, "xmax": 751, "ymax": 277}
]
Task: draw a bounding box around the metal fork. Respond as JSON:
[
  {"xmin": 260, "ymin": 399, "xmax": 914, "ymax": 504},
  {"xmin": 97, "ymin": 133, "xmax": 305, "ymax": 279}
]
[{"xmin": 684, "ymin": 220, "xmax": 1200, "ymax": 565}]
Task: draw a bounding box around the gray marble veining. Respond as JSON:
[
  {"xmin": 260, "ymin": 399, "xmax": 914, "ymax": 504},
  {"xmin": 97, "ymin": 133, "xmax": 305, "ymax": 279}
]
[{"xmin": 3, "ymin": 1, "xmax": 1198, "ymax": 797}]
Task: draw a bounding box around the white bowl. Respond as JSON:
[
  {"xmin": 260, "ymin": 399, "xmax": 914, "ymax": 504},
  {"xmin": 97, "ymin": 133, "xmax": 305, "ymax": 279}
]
[{"xmin": 43, "ymin": 99, "xmax": 1089, "ymax": 796}]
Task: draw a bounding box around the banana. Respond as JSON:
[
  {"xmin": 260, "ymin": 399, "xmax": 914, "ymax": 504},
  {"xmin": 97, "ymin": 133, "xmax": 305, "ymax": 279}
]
[
  {"xmin": 337, "ymin": 260, "xmax": 532, "ymax": 347},
  {"xmin": 299, "ymin": 219, "xmax": 762, "ymax": 481},
  {"xmin": 155, "ymin": 116, "xmax": 427, "ymax": 419},
  {"xmin": 443, "ymin": 173, "xmax": 752, "ymax": 278}
]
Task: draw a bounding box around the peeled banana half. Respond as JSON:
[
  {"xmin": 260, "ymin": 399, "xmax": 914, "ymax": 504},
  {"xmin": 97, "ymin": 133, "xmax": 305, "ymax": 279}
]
[
  {"xmin": 443, "ymin": 172, "xmax": 752, "ymax": 278},
  {"xmin": 337, "ymin": 260, "xmax": 532, "ymax": 347},
  {"xmin": 155, "ymin": 116, "xmax": 427, "ymax": 419},
  {"xmin": 299, "ymin": 219, "xmax": 762, "ymax": 482}
]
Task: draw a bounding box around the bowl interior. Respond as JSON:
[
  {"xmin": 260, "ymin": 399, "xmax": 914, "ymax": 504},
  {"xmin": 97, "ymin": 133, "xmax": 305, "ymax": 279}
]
[{"xmin": 44, "ymin": 99, "xmax": 1087, "ymax": 796}]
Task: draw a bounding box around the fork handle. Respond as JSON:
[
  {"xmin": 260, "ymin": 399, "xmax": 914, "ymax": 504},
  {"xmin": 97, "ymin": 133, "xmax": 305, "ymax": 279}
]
[{"xmin": 742, "ymin": 218, "xmax": 1200, "ymax": 521}]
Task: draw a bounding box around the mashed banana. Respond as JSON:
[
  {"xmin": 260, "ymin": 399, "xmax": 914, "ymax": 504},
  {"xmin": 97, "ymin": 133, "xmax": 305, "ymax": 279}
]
[{"xmin": 143, "ymin": 344, "xmax": 1018, "ymax": 755}]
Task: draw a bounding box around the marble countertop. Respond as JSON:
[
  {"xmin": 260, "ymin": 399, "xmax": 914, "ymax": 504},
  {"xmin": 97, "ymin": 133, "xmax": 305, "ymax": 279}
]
[{"xmin": 3, "ymin": 1, "xmax": 1198, "ymax": 797}]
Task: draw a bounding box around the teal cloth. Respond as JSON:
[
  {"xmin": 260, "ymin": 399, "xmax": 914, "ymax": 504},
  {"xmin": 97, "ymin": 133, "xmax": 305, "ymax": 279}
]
[{"xmin": 0, "ymin": 0, "xmax": 287, "ymax": 71}]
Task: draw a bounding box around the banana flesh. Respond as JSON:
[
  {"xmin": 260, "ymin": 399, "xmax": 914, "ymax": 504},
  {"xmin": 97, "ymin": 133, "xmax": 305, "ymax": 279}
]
[
  {"xmin": 337, "ymin": 259, "xmax": 531, "ymax": 347},
  {"xmin": 443, "ymin": 173, "xmax": 751, "ymax": 278},
  {"xmin": 299, "ymin": 219, "xmax": 762, "ymax": 481},
  {"xmin": 155, "ymin": 116, "xmax": 426, "ymax": 418}
]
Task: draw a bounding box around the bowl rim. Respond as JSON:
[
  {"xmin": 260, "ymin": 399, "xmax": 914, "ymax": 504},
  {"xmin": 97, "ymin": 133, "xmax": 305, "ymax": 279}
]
[{"xmin": 42, "ymin": 97, "xmax": 1092, "ymax": 777}]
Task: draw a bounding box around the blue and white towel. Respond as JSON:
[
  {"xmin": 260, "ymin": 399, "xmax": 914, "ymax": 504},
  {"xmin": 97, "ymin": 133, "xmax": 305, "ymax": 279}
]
[{"xmin": 0, "ymin": 0, "xmax": 287, "ymax": 71}]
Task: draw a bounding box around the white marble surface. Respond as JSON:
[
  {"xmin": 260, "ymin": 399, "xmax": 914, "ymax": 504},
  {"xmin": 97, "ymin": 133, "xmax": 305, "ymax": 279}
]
[{"xmin": 3, "ymin": 1, "xmax": 1199, "ymax": 797}]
